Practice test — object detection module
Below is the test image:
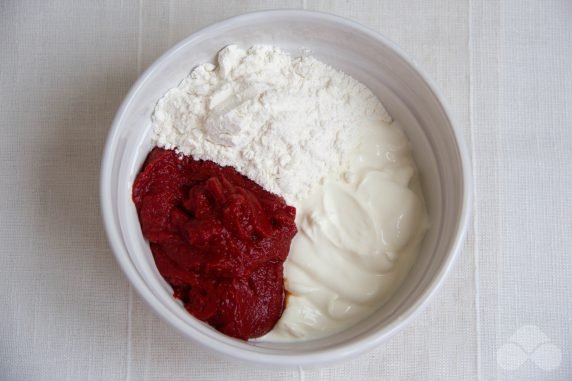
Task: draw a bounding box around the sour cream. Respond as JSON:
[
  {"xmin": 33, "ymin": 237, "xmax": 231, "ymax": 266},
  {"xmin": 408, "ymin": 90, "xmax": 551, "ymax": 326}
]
[{"xmin": 263, "ymin": 120, "xmax": 428, "ymax": 341}]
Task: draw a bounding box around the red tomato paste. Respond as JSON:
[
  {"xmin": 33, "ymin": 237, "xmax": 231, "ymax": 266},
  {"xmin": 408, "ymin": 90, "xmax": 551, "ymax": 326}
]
[{"xmin": 132, "ymin": 148, "xmax": 297, "ymax": 339}]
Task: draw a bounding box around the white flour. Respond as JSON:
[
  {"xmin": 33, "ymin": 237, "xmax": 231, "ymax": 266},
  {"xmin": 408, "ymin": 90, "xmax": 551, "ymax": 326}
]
[{"xmin": 152, "ymin": 45, "xmax": 392, "ymax": 203}]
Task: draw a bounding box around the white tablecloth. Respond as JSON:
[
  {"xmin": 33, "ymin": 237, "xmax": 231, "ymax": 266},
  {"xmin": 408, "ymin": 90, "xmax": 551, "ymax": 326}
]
[{"xmin": 1, "ymin": 1, "xmax": 571, "ymax": 379}]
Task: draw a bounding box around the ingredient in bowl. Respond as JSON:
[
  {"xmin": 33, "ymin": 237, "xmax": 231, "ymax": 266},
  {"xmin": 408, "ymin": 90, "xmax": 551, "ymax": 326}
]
[
  {"xmin": 152, "ymin": 45, "xmax": 392, "ymax": 204},
  {"xmin": 264, "ymin": 120, "xmax": 428, "ymax": 340},
  {"xmin": 132, "ymin": 147, "xmax": 297, "ymax": 339}
]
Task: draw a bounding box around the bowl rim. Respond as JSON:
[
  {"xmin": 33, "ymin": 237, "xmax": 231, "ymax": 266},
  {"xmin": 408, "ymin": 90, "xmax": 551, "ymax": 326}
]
[{"xmin": 100, "ymin": 8, "xmax": 472, "ymax": 367}]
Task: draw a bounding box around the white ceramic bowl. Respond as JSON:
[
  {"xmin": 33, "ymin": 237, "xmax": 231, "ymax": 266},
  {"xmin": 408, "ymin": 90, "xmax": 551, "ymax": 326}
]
[{"xmin": 101, "ymin": 10, "xmax": 471, "ymax": 367}]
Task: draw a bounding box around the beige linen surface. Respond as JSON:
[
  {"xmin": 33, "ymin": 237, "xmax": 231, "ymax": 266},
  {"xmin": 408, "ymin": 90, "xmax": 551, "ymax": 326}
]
[{"xmin": 1, "ymin": 1, "xmax": 570, "ymax": 380}]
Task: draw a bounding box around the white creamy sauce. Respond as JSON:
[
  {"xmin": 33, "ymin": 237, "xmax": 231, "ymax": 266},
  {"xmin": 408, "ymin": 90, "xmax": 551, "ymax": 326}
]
[
  {"xmin": 262, "ymin": 121, "xmax": 428, "ymax": 341},
  {"xmin": 152, "ymin": 45, "xmax": 428, "ymax": 341}
]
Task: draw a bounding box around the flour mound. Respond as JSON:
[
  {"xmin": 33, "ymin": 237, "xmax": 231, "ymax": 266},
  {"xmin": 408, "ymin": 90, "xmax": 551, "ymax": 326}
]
[{"xmin": 152, "ymin": 45, "xmax": 392, "ymax": 203}]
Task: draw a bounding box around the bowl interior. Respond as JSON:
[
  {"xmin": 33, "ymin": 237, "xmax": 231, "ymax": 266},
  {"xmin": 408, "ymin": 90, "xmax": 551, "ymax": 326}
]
[{"xmin": 102, "ymin": 10, "xmax": 468, "ymax": 366}]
